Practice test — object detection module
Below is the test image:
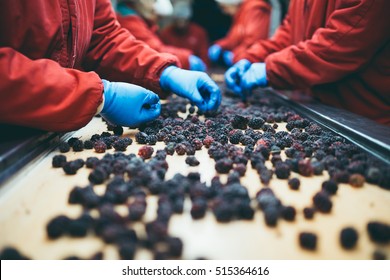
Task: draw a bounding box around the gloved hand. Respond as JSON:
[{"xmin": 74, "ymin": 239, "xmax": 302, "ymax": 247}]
[
  {"xmin": 208, "ymin": 44, "xmax": 222, "ymax": 63},
  {"xmin": 222, "ymin": 51, "xmax": 234, "ymax": 67},
  {"xmin": 224, "ymin": 59, "xmax": 251, "ymax": 97},
  {"xmin": 100, "ymin": 80, "xmax": 161, "ymax": 126},
  {"xmin": 160, "ymin": 66, "xmax": 221, "ymax": 113},
  {"xmin": 189, "ymin": 55, "xmax": 207, "ymax": 72},
  {"xmin": 240, "ymin": 63, "xmax": 268, "ymax": 98}
]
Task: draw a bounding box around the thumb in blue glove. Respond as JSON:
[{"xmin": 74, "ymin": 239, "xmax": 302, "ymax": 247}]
[
  {"xmin": 100, "ymin": 79, "xmax": 161, "ymax": 127},
  {"xmin": 224, "ymin": 59, "xmax": 251, "ymax": 97},
  {"xmin": 208, "ymin": 44, "xmax": 222, "ymax": 63},
  {"xmin": 189, "ymin": 55, "xmax": 207, "ymax": 72},
  {"xmin": 160, "ymin": 66, "xmax": 221, "ymax": 113},
  {"xmin": 240, "ymin": 62, "xmax": 268, "ymax": 99},
  {"xmin": 222, "ymin": 51, "xmax": 234, "ymax": 67}
]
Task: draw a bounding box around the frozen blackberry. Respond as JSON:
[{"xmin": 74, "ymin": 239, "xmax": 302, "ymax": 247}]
[
  {"xmin": 46, "ymin": 215, "xmax": 71, "ymax": 239},
  {"xmin": 305, "ymin": 124, "xmax": 322, "ymax": 135},
  {"xmin": 303, "ymin": 207, "xmax": 315, "ymax": 220},
  {"xmin": 0, "ymin": 247, "xmax": 29, "ymax": 260},
  {"xmin": 167, "ymin": 237, "xmax": 183, "ymax": 257},
  {"xmin": 185, "ymin": 156, "xmax": 200, "ymax": 166},
  {"xmin": 313, "ymin": 191, "xmax": 332, "ymax": 213},
  {"xmin": 213, "ymin": 201, "xmax": 234, "ymax": 222},
  {"xmin": 138, "ymin": 146, "xmax": 154, "ymax": 159},
  {"xmin": 231, "ymin": 114, "xmax": 248, "ymax": 130},
  {"xmin": 88, "ymin": 167, "xmax": 108, "ymax": 184},
  {"xmin": 191, "ymin": 198, "xmax": 207, "ymax": 219},
  {"xmin": 259, "ymin": 169, "xmax": 273, "ymax": 185},
  {"xmin": 281, "ymin": 206, "xmax": 296, "ymax": 221},
  {"xmin": 94, "ymin": 140, "xmax": 107, "ymax": 153},
  {"xmin": 264, "ymin": 207, "xmax": 279, "ymax": 227},
  {"xmin": 83, "ymin": 140, "xmax": 94, "ymax": 149},
  {"xmin": 72, "ymin": 139, "xmax": 84, "ymax": 152},
  {"xmin": 233, "ymin": 163, "xmax": 247, "ymax": 177},
  {"xmin": 175, "ymin": 143, "xmax": 187, "ymax": 155},
  {"xmin": 274, "ymin": 162, "xmax": 291, "ymax": 179},
  {"xmin": 113, "ymin": 139, "xmax": 128, "ymax": 151},
  {"xmin": 86, "ymin": 157, "xmax": 99, "ymax": 169},
  {"xmin": 229, "ymin": 129, "xmax": 243, "ymax": 144},
  {"xmin": 202, "ymin": 136, "xmax": 214, "ymax": 148},
  {"xmin": 59, "ymin": 142, "xmax": 71, "ymax": 153},
  {"xmin": 340, "ymin": 227, "xmax": 358, "ymax": 249},
  {"xmin": 135, "ymin": 132, "xmax": 148, "ymax": 144},
  {"xmin": 311, "ymin": 161, "xmax": 324, "ymax": 175},
  {"xmin": 349, "ymin": 174, "xmax": 365, "ymax": 187},
  {"xmin": 240, "ymin": 135, "xmax": 254, "ymax": 146},
  {"xmin": 298, "ymin": 159, "xmax": 313, "ymax": 177},
  {"xmin": 215, "ymin": 158, "xmax": 233, "ymax": 174},
  {"xmin": 52, "ymin": 155, "xmax": 67, "ymax": 168},
  {"xmin": 147, "ymin": 135, "xmax": 158, "ymax": 145},
  {"xmin": 67, "ymin": 137, "xmax": 79, "ymax": 147},
  {"xmin": 321, "ymin": 180, "xmax": 338, "ymax": 195},
  {"xmin": 299, "ymin": 232, "xmax": 317, "ymax": 250},
  {"xmin": 367, "ymin": 222, "xmax": 390, "ymax": 244},
  {"xmin": 62, "ymin": 160, "xmax": 82, "ymax": 175},
  {"xmin": 248, "ymin": 117, "xmax": 265, "ymax": 129},
  {"xmin": 165, "ymin": 142, "xmax": 175, "ymax": 155},
  {"xmin": 372, "ymin": 250, "xmax": 387, "ymax": 260},
  {"xmin": 119, "ymin": 242, "xmax": 136, "ymax": 260},
  {"xmin": 288, "ymin": 178, "xmax": 300, "ymax": 190},
  {"xmin": 68, "ymin": 218, "xmax": 89, "ymax": 237},
  {"xmin": 191, "ymin": 139, "xmax": 203, "ymax": 150}
]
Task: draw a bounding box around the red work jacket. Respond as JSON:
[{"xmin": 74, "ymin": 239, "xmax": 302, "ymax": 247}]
[
  {"xmin": 0, "ymin": 0, "xmax": 178, "ymax": 132},
  {"xmin": 236, "ymin": 0, "xmax": 390, "ymax": 125},
  {"xmin": 216, "ymin": 0, "xmax": 271, "ymax": 57},
  {"xmin": 117, "ymin": 13, "xmax": 192, "ymax": 69},
  {"xmin": 160, "ymin": 23, "xmax": 210, "ymax": 67}
]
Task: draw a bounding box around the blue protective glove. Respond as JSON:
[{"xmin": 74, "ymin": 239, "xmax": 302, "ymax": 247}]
[
  {"xmin": 224, "ymin": 59, "xmax": 251, "ymax": 97},
  {"xmin": 160, "ymin": 66, "xmax": 221, "ymax": 113},
  {"xmin": 189, "ymin": 55, "xmax": 207, "ymax": 72},
  {"xmin": 222, "ymin": 51, "xmax": 234, "ymax": 67},
  {"xmin": 240, "ymin": 62, "xmax": 268, "ymax": 98},
  {"xmin": 208, "ymin": 44, "xmax": 222, "ymax": 62},
  {"xmin": 101, "ymin": 80, "xmax": 161, "ymax": 126}
]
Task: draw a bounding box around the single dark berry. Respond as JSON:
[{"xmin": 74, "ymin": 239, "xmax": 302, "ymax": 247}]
[
  {"xmin": 88, "ymin": 167, "xmax": 108, "ymax": 184},
  {"xmin": 313, "ymin": 191, "xmax": 332, "ymax": 213},
  {"xmin": 202, "ymin": 136, "xmax": 214, "ymax": 148},
  {"xmin": 46, "ymin": 215, "xmax": 71, "ymax": 239},
  {"xmin": 185, "ymin": 156, "xmax": 200, "ymax": 166},
  {"xmin": 113, "ymin": 126, "xmax": 124, "ymax": 136},
  {"xmin": 174, "ymin": 143, "xmax": 187, "ymax": 156},
  {"xmin": 299, "ymin": 232, "xmax": 317, "ymax": 250},
  {"xmin": 83, "ymin": 140, "xmax": 94, "ymax": 149},
  {"xmin": 248, "ymin": 117, "xmax": 265, "ymax": 129},
  {"xmin": 340, "ymin": 227, "xmax": 358, "ymax": 249},
  {"xmin": 94, "ymin": 140, "xmax": 107, "ymax": 153},
  {"xmin": 215, "ymin": 158, "xmax": 233, "ymax": 174},
  {"xmin": 191, "ymin": 198, "xmax": 207, "ymax": 219},
  {"xmin": 135, "ymin": 132, "xmax": 148, "ymax": 144},
  {"xmin": 231, "ymin": 114, "xmax": 249, "ymax": 130},
  {"xmin": 52, "ymin": 155, "xmax": 67, "ymax": 168},
  {"xmin": 67, "ymin": 137, "xmax": 79, "ymax": 147},
  {"xmin": 72, "ymin": 139, "xmax": 84, "ymax": 152},
  {"xmin": 59, "ymin": 142, "xmax": 71, "ymax": 153},
  {"xmin": 62, "ymin": 161, "xmax": 82, "ymax": 175},
  {"xmin": 138, "ymin": 146, "xmax": 154, "ymax": 159},
  {"xmin": 0, "ymin": 247, "xmax": 29, "ymax": 260},
  {"xmin": 86, "ymin": 157, "xmax": 99, "ymax": 169},
  {"xmin": 113, "ymin": 139, "xmax": 129, "ymax": 151},
  {"xmin": 274, "ymin": 162, "xmax": 291, "ymax": 179},
  {"xmin": 367, "ymin": 222, "xmax": 390, "ymax": 244},
  {"xmin": 288, "ymin": 178, "xmax": 300, "ymax": 190},
  {"xmin": 321, "ymin": 180, "xmax": 338, "ymax": 195},
  {"xmin": 167, "ymin": 237, "xmax": 183, "ymax": 257},
  {"xmin": 303, "ymin": 207, "xmax": 315, "ymax": 220},
  {"xmin": 281, "ymin": 206, "xmax": 296, "ymax": 221}
]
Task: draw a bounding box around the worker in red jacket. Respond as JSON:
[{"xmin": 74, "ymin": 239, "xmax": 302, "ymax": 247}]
[
  {"xmin": 208, "ymin": 0, "xmax": 272, "ymax": 67},
  {"xmin": 160, "ymin": 1, "xmax": 210, "ymax": 67},
  {"xmin": 116, "ymin": 0, "xmax": 207, "ymax": 71},
  {"xmin": 226, "ymin": 0, "xmax": 390, "ymax": 125},
  {"xmin": 0, "ymin": 0, "xmax": 221, "ymax": 132}
]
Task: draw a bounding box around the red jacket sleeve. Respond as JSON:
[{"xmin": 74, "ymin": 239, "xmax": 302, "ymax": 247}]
[
  {"xmin": 265, "ymin": 0, "xmax": 390, "ymax": 89},
  {"xmin": 0, "ymin": 48, "xmax": 103, "ymax": 132},
  {"xmin": 216, "ymin": 0, "xmax": 271, "ymax": 55},
  {"xmin": 83, "ymin": 0, "xmax": 180, "ymax": 94},
  {"xmin": 234, "ymin": 13, "xmax": 293, "ymax": 63},
  {"xmin": 116, "ymin": 15, "xmax": 192, "ymax": 69}
]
